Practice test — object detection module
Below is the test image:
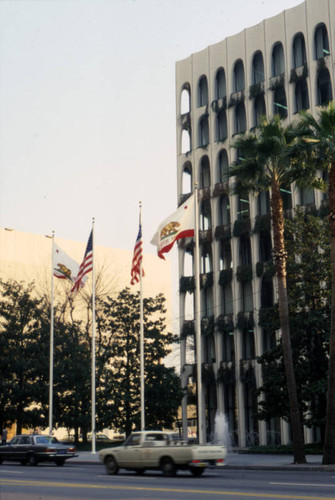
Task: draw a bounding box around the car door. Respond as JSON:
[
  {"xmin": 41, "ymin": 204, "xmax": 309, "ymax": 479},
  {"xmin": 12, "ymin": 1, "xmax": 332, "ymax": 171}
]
[
  {"xmin": 17, "ymin": 435, "xmax": 32, "ymax": 461},
  {"xmin": 1, "ymin": 436, "xmax": 21, "ymax": 461},
  {"xmin": 117, "ymin": 433, "xmax": 142, "ymax": 468}
]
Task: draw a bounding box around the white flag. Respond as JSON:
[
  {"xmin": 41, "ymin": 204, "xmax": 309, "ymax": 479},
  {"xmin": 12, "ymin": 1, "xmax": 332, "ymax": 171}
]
[
  {"xmin": 53, "ymin": 243, "xmax": 80, "ymax": 284},
  {"xmin": 151, "ymin": 194, "xmax": 195, "ymax": 259}
]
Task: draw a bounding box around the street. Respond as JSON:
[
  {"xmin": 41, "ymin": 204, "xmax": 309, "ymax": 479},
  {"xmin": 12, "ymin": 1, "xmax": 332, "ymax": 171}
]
[{"xmin": 0, "ymin": 463, "xmax": 335, "ymax": 500}]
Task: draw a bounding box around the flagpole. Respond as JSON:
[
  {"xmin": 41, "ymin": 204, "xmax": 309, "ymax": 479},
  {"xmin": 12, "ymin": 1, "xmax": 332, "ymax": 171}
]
[
  {"xmin": 91, "ymin": 218, "xmax": 96, "ymax": 454},
  {"xmin": 194, "ymin": 184, "xmax": 204, "ymax": 444},
  {"xmin": 49, "ymin": 231, "xmax": 55, "ymax": 434},
  {"xmin": 139, "ymin": 202, "xmax": 145, "ymax": 431}
]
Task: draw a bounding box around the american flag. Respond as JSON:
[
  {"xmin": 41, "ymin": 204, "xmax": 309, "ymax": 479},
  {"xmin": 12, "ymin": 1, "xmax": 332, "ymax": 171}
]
[
  {"xmin": 71, "ymin": 230, "xmax": 93, "ymax": 293},
  {"xmin": 130, "ymin": 224, "xmax": 144, "ymax": 285}
]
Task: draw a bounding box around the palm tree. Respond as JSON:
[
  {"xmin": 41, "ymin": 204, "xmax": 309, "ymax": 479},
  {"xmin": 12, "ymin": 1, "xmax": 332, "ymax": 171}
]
[
  {"xmin": 231, "ymin": 115, "xmax": 306, "ymax": 464},
  {"xmin": 294, "ymin": 102, "xmax": 335, "ymax": 464}
]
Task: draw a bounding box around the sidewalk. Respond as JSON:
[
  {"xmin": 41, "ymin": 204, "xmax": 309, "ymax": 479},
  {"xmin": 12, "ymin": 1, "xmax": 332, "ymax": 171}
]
[{"xmin": 72, "ymin": 450, "xmax": 334, "ymax": 471}]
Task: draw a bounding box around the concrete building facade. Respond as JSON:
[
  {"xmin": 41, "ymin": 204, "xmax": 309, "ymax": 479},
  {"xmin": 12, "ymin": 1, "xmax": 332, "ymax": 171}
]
[{"xmin": 175, "ymin": 0, "xmax": 334, "ymax": 447}]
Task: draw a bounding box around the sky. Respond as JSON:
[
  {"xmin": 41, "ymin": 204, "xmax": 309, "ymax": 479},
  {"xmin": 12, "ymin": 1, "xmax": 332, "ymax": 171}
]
[{"xmin": 0, "ymin": 0, "xmax": 302, "ymax": 258}]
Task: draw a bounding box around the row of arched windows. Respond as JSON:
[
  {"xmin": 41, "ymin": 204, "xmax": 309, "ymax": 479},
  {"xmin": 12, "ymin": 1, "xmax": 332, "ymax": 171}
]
[
  {"xmin": 181, "ymin": 64, "xmax": 332, "ymax": 152},
  {"xmin": 182, "ymin": 23, "xmax": 330, "ymax": 112}
]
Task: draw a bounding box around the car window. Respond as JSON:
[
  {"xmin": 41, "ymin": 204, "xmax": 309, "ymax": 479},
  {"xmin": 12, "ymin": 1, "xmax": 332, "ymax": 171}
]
[
  {"xmin": 20, "ymin": 436, "xmax": 31, "ymax": 445},
  {"xmin": 146, "ymin": 434, "xmax": 166, "ymax": 441},
  {"xmin": 11, "ymin": 437, "xmax": 20, "ymax": 445},
  {"xmin": 35, "ymin": 436, "xmax": 50, "ymax": 444},
  {"xmin": 125, "ymin": 434, "xmax": 141, "ymax": 446}
]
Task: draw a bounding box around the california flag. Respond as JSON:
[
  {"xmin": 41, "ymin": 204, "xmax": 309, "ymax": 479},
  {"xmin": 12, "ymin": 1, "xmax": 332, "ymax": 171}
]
[
  {"xmin": 53, "ymin": 243, "xmax": 80, "ymax": 284},
  {"xmin": 151, "ymin": 194, "xmax": 195, "ymax": 259}
]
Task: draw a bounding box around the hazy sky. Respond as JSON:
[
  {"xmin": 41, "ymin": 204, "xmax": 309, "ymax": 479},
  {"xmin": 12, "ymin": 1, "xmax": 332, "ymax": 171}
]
[{"xmin": 0, "ymin": 0, "xmax": 302, "ymax": 257}]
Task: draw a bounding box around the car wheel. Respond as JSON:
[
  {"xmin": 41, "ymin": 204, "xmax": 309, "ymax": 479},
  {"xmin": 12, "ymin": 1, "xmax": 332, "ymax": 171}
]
[
  {"xmin": 190, "ymin": 467, "xmax": 204, "ymax": 477},
  {"xmin": 20, "ymin": 460, "xmax": 27, "ymax": 466},
  {"xmin": 28, "ymin": 454, "xmax": 38, "ymax": 466},
  {"xmin": 161, "ymin": 457, "xmax": 176, "ymax": 477},
  {"xmin": 105, "ymin": 456, "xmax": 119, "ymax": 475},
  {"xmin": 55, "ymin": 459, "xmax": 65, "ymax": 466}
]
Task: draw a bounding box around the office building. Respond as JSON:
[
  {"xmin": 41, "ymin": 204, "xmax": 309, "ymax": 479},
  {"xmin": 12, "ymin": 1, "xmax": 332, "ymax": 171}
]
[{"xmin": 176, "ymin": 0, "xmax": 334, "ymax": 446}]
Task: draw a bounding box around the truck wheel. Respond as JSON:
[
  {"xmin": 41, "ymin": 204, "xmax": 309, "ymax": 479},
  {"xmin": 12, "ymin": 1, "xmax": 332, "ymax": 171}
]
[
  {"xmin": 190, "ymin": 467, "xmax": 204, "ymax": 477},
  {"xmin": 161, "ymin": 458, "xmax": 176, "ymax": 477},
  {"xmin": 105, "ymin": 456, "xmax": 119, "ymax": 475}
]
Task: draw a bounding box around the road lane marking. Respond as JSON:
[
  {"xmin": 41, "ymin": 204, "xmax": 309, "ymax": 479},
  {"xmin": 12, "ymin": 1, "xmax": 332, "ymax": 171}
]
[
  {"xmin": 271, "ymin": 482, "xmax": 335, "ymax": 488},
  {"xmin": 0, "ymin": 470, "xmax": 24, "ymax": 474},
  {"xmin": 0, "ymin": 478, "xmax": 335, "ymax": 499}
]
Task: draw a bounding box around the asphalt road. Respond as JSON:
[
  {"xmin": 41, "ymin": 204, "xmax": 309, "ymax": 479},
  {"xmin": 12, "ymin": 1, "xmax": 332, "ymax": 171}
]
[{"xmin": 0, "ymin": 462, "xmax": 335, "ymax": 500}]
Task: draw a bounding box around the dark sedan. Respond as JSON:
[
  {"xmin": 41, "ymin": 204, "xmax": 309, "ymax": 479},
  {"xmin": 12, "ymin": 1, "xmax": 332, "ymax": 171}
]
[{"xmin": 0, "ymin": 434, "xmax": 78, "ymax": 466}]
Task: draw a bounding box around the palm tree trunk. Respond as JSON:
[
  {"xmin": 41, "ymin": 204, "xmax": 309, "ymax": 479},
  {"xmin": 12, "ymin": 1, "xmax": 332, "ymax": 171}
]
[
  {"xmin": 271, "ymin": 178, "xmax": 306, "ymax": 464},
  {"xmin": 323, "ymin": 162, "xmax": 335, "ymax": 464}
]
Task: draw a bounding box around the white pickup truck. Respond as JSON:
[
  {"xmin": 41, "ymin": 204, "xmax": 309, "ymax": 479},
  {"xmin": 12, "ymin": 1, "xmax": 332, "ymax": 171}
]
[{"xmin": 99, "ymin": 430, "xmax": 226, "ymax": 477}]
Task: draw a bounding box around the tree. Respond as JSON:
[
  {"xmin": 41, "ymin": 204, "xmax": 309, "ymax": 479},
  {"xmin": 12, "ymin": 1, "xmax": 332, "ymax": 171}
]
[
  {"xmin": 52, "ymin": 317, "xmax": 91, "ymax": 442},
  {"xmin": 0, "ymin": 279, "xmax": 50, "ymax": 433},
  {"xmin": 256, "ymin": 209, "xmax": 330, "ymax": 437},
  {"xmin": 231, "ymin": 116, "xmax": 307, "ymax": 463},
  {"xmin": 293, "ymin": 102, "xmax": 335, "ymax": 464},
  {"xmin": 97, "ymin": 288, "xmax": 183, "ymax": 436}
]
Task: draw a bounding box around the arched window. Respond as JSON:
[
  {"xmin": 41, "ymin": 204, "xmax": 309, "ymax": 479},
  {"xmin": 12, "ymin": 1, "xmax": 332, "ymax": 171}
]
[
  {"xmin": 235, "ymin": 102, "xmax": 247, "ymax": 134},
  {"xmin": 254, "ymin": 95, "xmax": 266, "ymax": 127},
  {"xmin": 292, "ymin": 33, "xmax": 307, "ymax": 68},
  {"xmin": 215, "ymin": 68, "xmax": 226, "ymax": 99},
  {"xmin": 216, "ymin": 109, "xmax": 227, "ymax": 141},
  {"xmin": 280, "ymin": 184, "xmax": 292, "ymax": 211},
  {"xmin": 317, "ymin": 68, "xmax": 333, "ymax": 106},
  {"xmin": 272, "ymin": 42, "xmax": 285, "ymax": 76},
  {"xmin": 199, "ymin": 156, "xmax": 210, "ymax": 188},
  {"xmin": 202, "ymin": 286, "xmax": 214, "ymax": 317},
  {"xmin": 241, "ymin": 281, "xmax": 253, "ymax": 312},
  {"xmin": 221, "ymin": 283, "xmax": 233, "ymax": 316},
  {"xmin": 239, "ymin": 235, "xmax": 252, "ymax": 266},
  {"xmin": 258, "ymin": 191, "xmax": 270, "ymax": 215},
  {"xmin": 273, "ymin": 87, "xmax": 288, "ymax": 119},
  {"xmin": 181, "ymin": 128, "xmax": 191, "ymax": 153},
  {"xmin": 233, "ymin": 60, "xmax": 245, "ymax": 92},
  {"xmin": 217, "ymin": 150, "xmax": 229, "ymax": 183},
  {"xmin": 299, "ymin": 187, "xmax": 315, "ymax": 206},
  {"xmin": 314, "ymin": 23, "xmax": 330, "ymax": 59},
  {"xmin": 201, "ymin": 243, "xmax": 212, "ymax": 273},
  {"xmin": 222, "ymin": 329, "xmax": 235, "ymax": 361},
  {"xmin": 198, "ymin": 115, "xmax": 209, "ymax": 147},
  {"xmin": 219, "ymin": 194, "xmax": 231, "ymax": 226},
  {"xmin": 219, "ymin": 239, "xmax": 232, "ymax": 271},
  {"xmin": 181, "ymin": 86, "xmax": 191, "ymax": 114},
  {"xmin": 261, "ymin": 276, "xmax": 273, "ymax": 308},
  {"xmin": 181, "ymin": 161, "xmax": 192, "ymax": 195},
  {"xmin": 259, "ymin": 231, "xmax": 272, "ymax": 262},
  {"xmin": 295, "ymin": 79, "xmax": 309, "ymax": 112},
  {"xmin": 198, "ymin": 75, "xmax": 208, "ymax": 107},
  {"xmin": 252, "ymin": 51, "xmax": 264, "ymax": 84},
  {"xmin": 200, "ymin": 199, "xmax": 212, "ymax": 231},
  {"xmin": 237, "ymin": 193, "xmax": 250, "ymax": 220}
]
